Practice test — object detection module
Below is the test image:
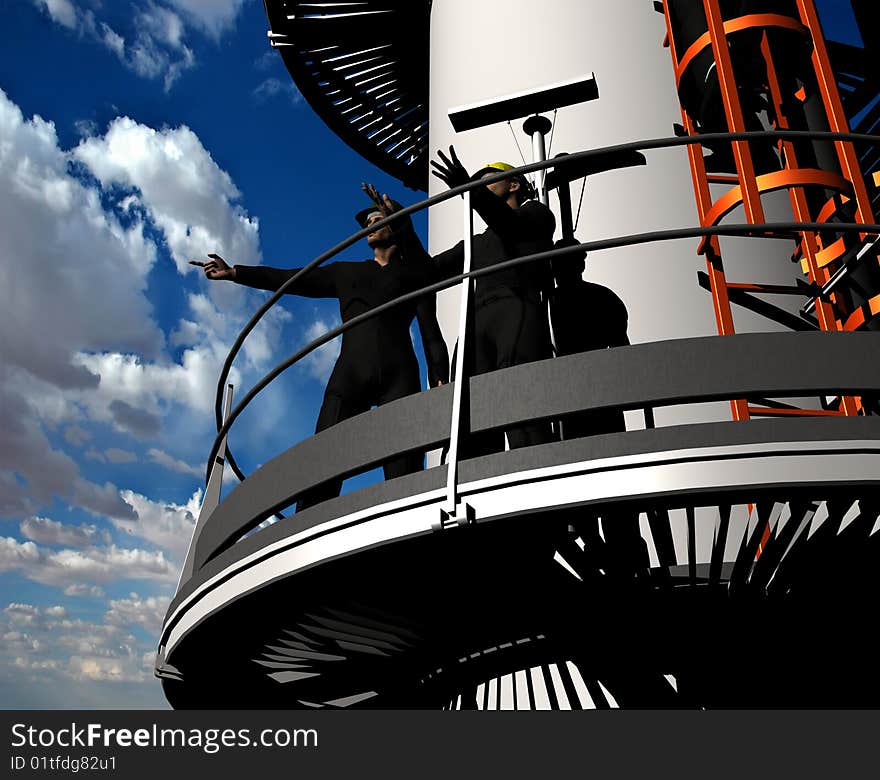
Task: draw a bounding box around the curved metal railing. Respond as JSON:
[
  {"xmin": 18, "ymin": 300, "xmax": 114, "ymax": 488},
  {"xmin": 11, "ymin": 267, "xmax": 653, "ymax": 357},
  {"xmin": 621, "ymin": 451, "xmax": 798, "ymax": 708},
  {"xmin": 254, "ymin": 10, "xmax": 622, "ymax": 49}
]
[
  {"xmin": 189, "ymin": 331, "xmax": 880, "ymax": 573},
  {"xmin": 208, "ymin": 129, "xmax": 880, "ymax": 488}
]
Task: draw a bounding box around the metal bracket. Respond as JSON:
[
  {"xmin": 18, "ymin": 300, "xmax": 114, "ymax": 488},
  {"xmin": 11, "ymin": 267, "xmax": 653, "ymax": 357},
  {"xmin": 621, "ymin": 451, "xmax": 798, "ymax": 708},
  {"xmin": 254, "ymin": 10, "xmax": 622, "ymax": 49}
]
[
  {"xmin": 801, "ymin": 234, "xmax": 880, "ymax": 316},
  {"xmin": 153, "ymin": 645, "xmax": 183, "ymax": 682},
  {"xmin": 433, "ymin": 503, "xmax": 476, "ymax": 532}
]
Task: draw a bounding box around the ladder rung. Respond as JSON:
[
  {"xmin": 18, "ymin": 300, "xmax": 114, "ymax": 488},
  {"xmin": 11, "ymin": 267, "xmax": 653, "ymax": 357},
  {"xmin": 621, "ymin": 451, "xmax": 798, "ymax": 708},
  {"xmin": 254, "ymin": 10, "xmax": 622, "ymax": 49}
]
[{"xmin": 747, "ymin": 406, "xmax": 843, "ymax": 418}]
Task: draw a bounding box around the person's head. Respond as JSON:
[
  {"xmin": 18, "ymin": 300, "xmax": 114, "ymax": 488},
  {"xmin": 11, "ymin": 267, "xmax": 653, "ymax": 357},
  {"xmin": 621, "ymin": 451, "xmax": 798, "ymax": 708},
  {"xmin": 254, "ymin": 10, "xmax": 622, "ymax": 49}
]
[
  {"xmin": 356, "ymin": 207, "xmax": 396, "ymax": 249},
  {"xmin": 553, "ymin": 238, "xmax": 587, "ymax": 279},
  {"xmin": 474, "ymin": 162, "xmax": 533, "ymax": 208}
]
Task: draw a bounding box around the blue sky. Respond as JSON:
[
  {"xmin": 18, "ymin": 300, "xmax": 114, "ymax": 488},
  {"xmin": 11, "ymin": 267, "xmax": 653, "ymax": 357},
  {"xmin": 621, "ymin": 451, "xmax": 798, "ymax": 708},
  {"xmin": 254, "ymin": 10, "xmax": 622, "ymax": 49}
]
[
  {"xmin": 0, "ymin": 0, "xmax": 863, "ymax": 709},
  {"xmin": 0, "ymin": 0, "xmax": 418, "ymax": 709}
]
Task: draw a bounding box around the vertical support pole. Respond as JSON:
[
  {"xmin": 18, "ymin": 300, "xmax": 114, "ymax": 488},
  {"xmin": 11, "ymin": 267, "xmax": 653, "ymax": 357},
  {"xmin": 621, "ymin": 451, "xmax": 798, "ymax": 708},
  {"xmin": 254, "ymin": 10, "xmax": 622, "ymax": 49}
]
[
  {"xmin": 178, "ymin": 383, "xmax": 234, "ymax": 586},
  {"xmin": 523, "ymin": 115, "xmax": 553, "ymax": 206},
  {"xmin": 554, "ymin": 153, "xmax": 575, "ymax": 241},
  {"xmin": 441, "ymin": 191, "xmax": 475, "ymax": 524}
]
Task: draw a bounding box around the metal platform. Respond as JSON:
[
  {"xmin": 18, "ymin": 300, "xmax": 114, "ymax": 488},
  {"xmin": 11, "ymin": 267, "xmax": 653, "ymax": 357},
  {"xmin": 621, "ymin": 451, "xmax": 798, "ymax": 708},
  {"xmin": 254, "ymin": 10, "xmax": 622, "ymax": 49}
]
[{"xmin": 157, "ymin": 332, "xmax": 880, "ymax": 708}]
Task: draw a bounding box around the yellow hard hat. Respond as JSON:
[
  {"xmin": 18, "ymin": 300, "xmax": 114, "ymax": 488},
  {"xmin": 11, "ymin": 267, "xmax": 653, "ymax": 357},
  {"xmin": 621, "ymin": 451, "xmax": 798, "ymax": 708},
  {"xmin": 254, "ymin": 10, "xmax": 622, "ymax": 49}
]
[
  {"xmin": 473, "ymin": 162, "xmax": 517, "ymax": 179},
  {"xmin": 473, "ymin": 162, "xmax": 534, "ymax": 198}
]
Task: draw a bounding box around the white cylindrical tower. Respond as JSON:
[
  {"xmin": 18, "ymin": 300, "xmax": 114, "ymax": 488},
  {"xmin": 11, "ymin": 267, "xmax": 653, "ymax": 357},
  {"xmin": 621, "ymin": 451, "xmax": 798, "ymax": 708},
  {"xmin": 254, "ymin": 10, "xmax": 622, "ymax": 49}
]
[{"xmin": 428, "ymin": 0, "xmax": 801, "ymax": 430}]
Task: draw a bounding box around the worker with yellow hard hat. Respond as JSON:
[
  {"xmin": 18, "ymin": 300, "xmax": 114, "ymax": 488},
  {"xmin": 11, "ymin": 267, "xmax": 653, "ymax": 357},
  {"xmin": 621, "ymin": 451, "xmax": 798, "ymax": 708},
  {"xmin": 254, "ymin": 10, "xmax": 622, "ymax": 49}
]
[{"xmin": 426, "ymin": 146, "xmax": 556, "ymax": 456}]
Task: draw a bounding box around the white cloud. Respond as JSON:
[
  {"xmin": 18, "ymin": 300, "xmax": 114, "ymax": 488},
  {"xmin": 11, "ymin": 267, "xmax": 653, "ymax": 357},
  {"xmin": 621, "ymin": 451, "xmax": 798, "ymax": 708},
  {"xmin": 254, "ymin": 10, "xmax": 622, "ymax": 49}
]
[
  {"xmin": 20, "ymin": 517, "xmax": 111, "ymax": 548},
  {"xmin": 118, "ymin": 488, "xmax": 201, "ymax": 563},
  {"xmin": 253, "ymin": 77, "xmax": 304, "ymax": 106},
  {"xmin": 0, "ymin": 89, "xmax": 166, "ymax": 519},
  {"xmin": 0, "ymin": 89, "xmax": 274, "ymax": 523},
  {"xmin": 32, "ymin": 0, "xmax": 79, "ymax": 29},
  {"xmin": 99, "ymin": 23, "xmax": 125, "ymax": 58},
  {"xmin": 0, "ymin": 537, "xmax": 177, "ymax": 586},
  {"xmin": 30, "ymin": 0, "xmax": 249, "ymax": 92},
  {"xmin": 0, "ymin": 90, "xmax": 162, "ymax": 385},
  {"xmin": 0, "ymin": 601, "xmax": 163, "ymax": 691},
  {"xmin": 75, "ymin": 344, "xmax": 241, "ymax": 419},
  {"xmin": 301, "ymin": 317, "xmax": 341, "ymax": 383},
  {"xmin": 74, "ymin": 117, "xmax": 261, "ymax": 274},
  {"xmin": 5, "ymin": 603, "xmax": 43, "ymax": 626},
  {"xmin": 166, "ymin": 0, "xmax": 246, "ymax": 39},
  {"xmin": 125, "ymin": 4, "xmax": 196, "ymax": 91},
  {"xmin": 63, "ymin": 584, "xmax": 105, "ymax": 598},
  {"xmin": 31, "ymin": 1, "xmax": 198, "ymax": 91},
  {"xmin": 105, "ymin": 593, "xmax": 170, "ymax": 636},
  {"xmin": 147, "ymin": 448, "xmax": 202, "ymax": 478}
]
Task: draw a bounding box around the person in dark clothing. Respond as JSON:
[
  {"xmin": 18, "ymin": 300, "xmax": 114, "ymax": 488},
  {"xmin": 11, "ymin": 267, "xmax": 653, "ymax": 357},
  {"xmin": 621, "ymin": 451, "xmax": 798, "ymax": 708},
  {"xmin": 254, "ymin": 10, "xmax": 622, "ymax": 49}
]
[
  {"xmin": 191, "ymin": 188, "xmax": 449, "ymax": 509},
  {"xmin": 429, "ymin": 149, "xmax": 556, "ymax": 455},
  {"xmin": 549, "ymin": 241, "xmax": 629, "ymax": 439}
]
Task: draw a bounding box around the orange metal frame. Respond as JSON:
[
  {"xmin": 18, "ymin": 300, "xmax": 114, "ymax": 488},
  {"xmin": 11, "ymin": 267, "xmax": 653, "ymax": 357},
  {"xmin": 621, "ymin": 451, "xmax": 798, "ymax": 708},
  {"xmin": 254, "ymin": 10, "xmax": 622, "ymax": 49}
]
[
  {"xmin": 660, "ymin": 0, "xmax": 875, "ymax": 422},
  {"xmin": 660, "ymin": 0, "xmax": 879, "ymax": 551}
]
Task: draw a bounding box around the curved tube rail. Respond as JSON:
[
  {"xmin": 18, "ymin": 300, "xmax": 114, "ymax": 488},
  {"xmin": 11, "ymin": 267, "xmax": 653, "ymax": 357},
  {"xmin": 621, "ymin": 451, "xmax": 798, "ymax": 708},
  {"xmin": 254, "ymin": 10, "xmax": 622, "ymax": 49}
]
[{"xmin": 210, "ymin": 129, "xmax": 880, "ymax": 486}]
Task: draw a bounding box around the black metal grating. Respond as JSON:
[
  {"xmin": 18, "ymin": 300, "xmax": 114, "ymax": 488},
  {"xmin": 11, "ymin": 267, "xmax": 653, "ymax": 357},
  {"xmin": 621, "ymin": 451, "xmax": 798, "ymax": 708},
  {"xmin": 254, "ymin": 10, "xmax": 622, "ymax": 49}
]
[{"xmin": 263, "ymin": 0, "xmax": 431, "ymax": 191}]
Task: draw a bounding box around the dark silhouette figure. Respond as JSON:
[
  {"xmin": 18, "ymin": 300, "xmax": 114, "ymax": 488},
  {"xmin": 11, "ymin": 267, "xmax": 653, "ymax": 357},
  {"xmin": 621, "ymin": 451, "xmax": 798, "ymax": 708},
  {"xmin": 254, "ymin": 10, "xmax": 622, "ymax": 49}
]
[
  {"xmin": 549, "ymin": 241, "xmax": 629, "ymax": 439},
  {"xmin": 429, "ymin": 150, "xmax": 556, "ymax": 456},
  {"xmin": 549, "ymin": 242, "xmax": 649, "ymax": 582},
  {"xmin": 192, "ymin": 188, "xmax": 448, "ymax": 510}
]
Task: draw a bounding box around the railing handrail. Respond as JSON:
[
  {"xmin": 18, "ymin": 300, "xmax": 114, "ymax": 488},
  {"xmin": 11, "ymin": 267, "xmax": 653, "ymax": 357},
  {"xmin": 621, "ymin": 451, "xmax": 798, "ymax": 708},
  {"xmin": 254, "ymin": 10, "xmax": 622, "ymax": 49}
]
[
  {"xmin": 208, "ymin": 221, "xmax": 880, "ymax": 482},
  {"xmin": 192, "ymin": 332, "xmax": 880, "ymax": 573},
  {"xmin": 211, "ymin": 129, "xmax": 880, "ymax": 485}
]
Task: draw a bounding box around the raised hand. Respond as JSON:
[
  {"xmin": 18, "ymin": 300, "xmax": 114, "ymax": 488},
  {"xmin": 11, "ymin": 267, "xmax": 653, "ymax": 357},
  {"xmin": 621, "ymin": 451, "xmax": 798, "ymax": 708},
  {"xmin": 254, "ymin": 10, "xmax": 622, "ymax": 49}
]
[
  {"xmin": 189, "ymin": 253, "xmax": 236, "ymax": 281},
  {"xmin": 430, "ymin": 146, "xmax": 470, "ymax": 190},
  {"xmin": 362, "ymin": 182, "xmax": 386, "ymax": 212},
  {"xmin": 363, "ymin": 182, "xmax": 403, "ymax": 215}
]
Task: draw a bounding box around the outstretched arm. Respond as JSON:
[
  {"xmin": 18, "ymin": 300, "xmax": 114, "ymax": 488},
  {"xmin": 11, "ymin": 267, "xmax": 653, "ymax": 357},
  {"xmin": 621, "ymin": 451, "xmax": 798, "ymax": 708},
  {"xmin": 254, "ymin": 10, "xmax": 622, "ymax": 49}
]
[{"xmin": 190, "ymin": 253, "xmax": 340, "ymax": 298}]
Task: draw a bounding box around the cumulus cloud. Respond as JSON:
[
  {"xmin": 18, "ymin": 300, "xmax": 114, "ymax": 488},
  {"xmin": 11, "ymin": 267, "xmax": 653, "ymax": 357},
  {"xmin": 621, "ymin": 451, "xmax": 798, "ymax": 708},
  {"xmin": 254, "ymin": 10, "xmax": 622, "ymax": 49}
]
[
  {"xmin": 0, "ymin": 89, "xmax": 274, "ymax": 522},
  {"xmin": 105, "ymin": 593, "xmax": 170, "ymax": 636},
  {"xmin": 1, "ymin": 602, "xmax": 156, "ymax": 686},
  {"xmin": 0, "ymin": 89, "xmax": 169, "ymax": 519},
  {"xmin": 109, "ymin": 400, "xmax": 162, "ymax": 438},
  {"xmin": 0, "ymin": 537, "xmax": 177, "ymax": 586},
  {"xmin": 63, "ymin": 584, "xmax": 106, "ymax": 598},
  {"xmin": 20, "ymin": 517, "xmax": 111, "ymax": 548},
  {"xmin": 74, "ymin": 117, "xmax": 261, "ymax": 274},
  {"xmin": 0, "ymin": 90, "xmax": 162, "ymax": 384},
  {"xmin": 117, "ymin": 489, "xmax": 200, "ymax": 563}
]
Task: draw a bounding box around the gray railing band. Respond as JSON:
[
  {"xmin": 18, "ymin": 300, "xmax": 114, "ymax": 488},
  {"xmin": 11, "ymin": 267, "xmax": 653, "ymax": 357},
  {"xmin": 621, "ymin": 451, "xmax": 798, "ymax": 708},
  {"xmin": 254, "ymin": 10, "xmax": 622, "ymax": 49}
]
[
  {"xmin": 470, "ymin": 331, "xmax": 880, "ymax": 432},
  {"xmin": 195, "ymin": 384, "xmax": 453, "ymax": 566},
  {"xmin": 191, "ymin": 332, "xmax": 880, "ymax": 574},
  {"xmin": 170, "ymin": 414, "xmax": 880, "ymax": 624}
]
